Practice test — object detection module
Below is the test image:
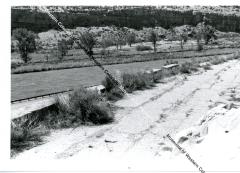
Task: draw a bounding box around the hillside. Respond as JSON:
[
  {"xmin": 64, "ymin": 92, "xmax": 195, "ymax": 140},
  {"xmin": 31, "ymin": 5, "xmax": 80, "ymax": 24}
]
[{"xmin": 11, "ymin": 6, "xmax": 240, "ymax": 33}]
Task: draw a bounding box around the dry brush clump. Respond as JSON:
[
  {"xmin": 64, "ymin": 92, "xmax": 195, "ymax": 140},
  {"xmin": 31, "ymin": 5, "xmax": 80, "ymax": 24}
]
[
  {"xmin": 202, "ymin": 63, "xmax": 212, "ymax": 70},
  {"xmin": 11, "ymin": 87, "xmax": 114, "ymax": 156},
  {"xmin": 11, "ymin": 122, "xmax": 48, "ymax": 157},
  {"xmin": 122, "ymin": 72, "xmax": 155, "ymax": 93},
  {"xmin": 53, "ymin": 87, "xmax": 114, "ymax": 126},
  {"xmin": 136, "ymin": 45, "xmax": 153, "ymax": 51},
  {"xmin": 179, "ymin": 62, "xmax": 199, "ymax": 74},
  {"xmin": 210, "ymin": 56, "xmax": 227, "ymax": 65},
  {"xmin": 101, "ymin": 76, "xmax": 125, "ymax": 101},
  {"xmin": 102, "ymin": 72, "xmax": 157, "ymax": 100}
]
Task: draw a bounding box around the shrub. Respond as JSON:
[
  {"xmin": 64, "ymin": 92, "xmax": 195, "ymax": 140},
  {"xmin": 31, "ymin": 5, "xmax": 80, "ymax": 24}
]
[
  {"xmin": 104, "ymin": 87, "xmax": 125, "ymax": 101},
  {"xmin": 180, "ymin": 62, "xmax": 199, "ymax": 74},
  {"xmin": 164, "ymin": 60, "xmax": 179, "ymax": 66},
  {"xmin": 202, "ymin": 63, "xmax": 212, "ymax": 70},
  {"xmin": 136, "ymin": 45, "xmax": 153, "ymax": 51},
  {"xmin": 210, "ymin": 57, "xmax": 226, "ymax": 65},
  {"xmin": 11, "ymin": 87, "xmax": 113, "ymax": 156},
  {"xmin": 227, "ymin": 53, "xmax": 240, "ymax": 60},
  {"xmin": 11, "ymin": 61, "xmax": 22, "ymax": 69},
  {"xmin": 102, "ymin": 72, "xmax": 156, "ymax": 100},
  {"xmin": 101, "ymin": 76, "xmax": 116, "ymax": 92},
  {"xmin": 102, "ymin": 76, "xmax": 124, "ymax": 101},
  {"xmin": 122, "ymin": 73, "xmax": 155, "ymax": 93},
  {"xmin": 55, "ymin": 87, "xmax": 114, "ymax": 126},
  {"xmin": 11, "ymin": 124, "xmax": 48, "ymax": 156}
]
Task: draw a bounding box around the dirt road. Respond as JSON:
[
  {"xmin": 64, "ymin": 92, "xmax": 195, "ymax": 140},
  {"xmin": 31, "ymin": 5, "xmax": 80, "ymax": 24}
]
[{"xmin": 15, "ymin": 59, "xmax": 240, "ymax": 160}]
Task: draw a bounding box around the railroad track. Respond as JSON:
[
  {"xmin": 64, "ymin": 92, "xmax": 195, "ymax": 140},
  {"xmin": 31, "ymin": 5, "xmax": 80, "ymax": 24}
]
[{"xmin": 11, "ymin": 84, "xmax": 102, "ymax": 104}]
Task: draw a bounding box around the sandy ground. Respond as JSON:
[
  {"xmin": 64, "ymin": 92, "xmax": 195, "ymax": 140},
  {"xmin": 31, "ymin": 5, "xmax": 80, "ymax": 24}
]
[{"xmin": 14, "ymin": 59, "xmax": 240, "ymax": 170}]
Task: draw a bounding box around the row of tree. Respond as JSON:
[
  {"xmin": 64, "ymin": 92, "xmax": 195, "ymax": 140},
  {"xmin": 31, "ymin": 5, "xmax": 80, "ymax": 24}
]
[{"xmin": 12, "ymin": 19, "xmax": 217, "ymax": 63}]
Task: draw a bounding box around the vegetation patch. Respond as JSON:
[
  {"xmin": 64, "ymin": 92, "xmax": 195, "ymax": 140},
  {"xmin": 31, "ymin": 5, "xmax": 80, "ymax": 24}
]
[
  {"xmin": 11, "ymin": 87, "xmax": 113, "ymax": 157},
  {"xmin": 122, "ymin": 73, "xmax": 155, "ymax": 93},
  {"xmin": 180, "ymin": 62, "xmax": 199, "ymax": 74},
  {"xmin": 55, "ymin": 87, "xmax": 114, "ymax": 126},
  {"xmin": 135, "ymin": 45, "xmax": 153, "ymax": 51},
  {"xmin": 11, "ymin": 123, "xmax": 48, "ymax": 157},
  {"xmin": 12, "ymin": 48, "xmax": 238, "ymax": 74},
  {"xmin": 202, "ymin": 63, "xmax": 212, "ymax": 70},
  {"xmin": 210, "ymin": 57, "xmax": 227, "ymax": 65},
  {"xmin": 102, "ymin": 71, "xmax": 158, "ymax": 101}
]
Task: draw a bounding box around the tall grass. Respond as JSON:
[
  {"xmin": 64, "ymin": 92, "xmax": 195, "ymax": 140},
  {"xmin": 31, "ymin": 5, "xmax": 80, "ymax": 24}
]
[
  {"xmin": 210, "ymin": 56, "xmax": 227, "ymax": 65},
  {"xmin": 57, "ymin": 87, "xmax": 114, "ymax": 125},
  {"xmin": 42, "ymin": 87, "xmax": 114, "ymax": 127},
  {"xmin": 11, "ymin": 123, "xmax": 48, "ymax": 157},
  {"xmin": 122, "ymin": 73, "xmax": 155, "ymax": 93},
  {"xmin": 202, "ymin": 63, "xmax": 212, "ymax": 70},
  {"xmin": 179, "ymin": 62, "xmax": 199, "ymax": 74},
  {"xmin": 11, "ymin": 87, "xmax": 113, "ymax": 156},
  {"xmin": 102, "ymin": 72, "xmax": 157, "ymax": 100}
]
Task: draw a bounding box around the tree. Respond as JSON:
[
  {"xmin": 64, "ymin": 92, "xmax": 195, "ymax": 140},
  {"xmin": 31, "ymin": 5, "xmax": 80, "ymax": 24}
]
[
  {"xmin": 74, "ymin": 31, "xmax": 96, "ymax": 57},
  {"xmin": 195, "ymin": 16, "xmax": 217, "ymax": 45},
  {"xmin": 57, "ymin": 39, "xmax": 68, "ymax": 61},
  {"xmin": 168, "ymin": 27, "xmax": 176, "ymax": 41},
  {"xmin": 149, "ymin": 30, "xmax": 158, "ymax": 53},
  {"xmin": 126, "ymin": 32, "xmax": 136, "ymax": 47},
  {"xmin": 177, "ymin": 31, "xmax": 188, "ymax": 50},
  {"xmin": 99, "ymin": 32, "xmax": 114, "ymax": 55},
  {"xmin": 191, "ymin": 29, "xmax": 203, "ymax": 51},
  {"xmin": 12, "ymin": 28, "xmax": 37, "ymax": 63},
  {"xmin": 113, "ymin": 27, "xmax": 127, "ymax": 50},
  {"xmin": 202, "ymin": 25, "xmax": 217, "ymax": 45}
]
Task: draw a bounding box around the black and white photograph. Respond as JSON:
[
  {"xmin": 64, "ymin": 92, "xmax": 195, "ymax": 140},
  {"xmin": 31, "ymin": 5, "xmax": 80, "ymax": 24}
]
[{"xmin": 2, "ymin": 0, "xmax": 240, "ymax": 172}]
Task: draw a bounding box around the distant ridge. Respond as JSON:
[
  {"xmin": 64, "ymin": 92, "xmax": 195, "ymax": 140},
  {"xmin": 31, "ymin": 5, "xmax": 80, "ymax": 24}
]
[{"xmin": 11, "ymin": 6, "xmax": 240, "ymax": 33}]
